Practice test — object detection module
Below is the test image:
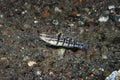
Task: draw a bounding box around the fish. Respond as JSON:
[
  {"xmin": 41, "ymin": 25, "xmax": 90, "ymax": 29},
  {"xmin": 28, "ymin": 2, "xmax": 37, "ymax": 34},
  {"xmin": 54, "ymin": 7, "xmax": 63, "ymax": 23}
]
[{"xmin": 39, "ymin": 33, "xmax": 88, "ymax": 51}]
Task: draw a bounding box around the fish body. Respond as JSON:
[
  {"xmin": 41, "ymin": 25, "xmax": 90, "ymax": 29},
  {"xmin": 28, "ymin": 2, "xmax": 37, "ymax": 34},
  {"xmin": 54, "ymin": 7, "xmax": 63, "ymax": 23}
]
[{"xmin": 39, "ymin": 33, "xmax": 87, "ymax": 50}]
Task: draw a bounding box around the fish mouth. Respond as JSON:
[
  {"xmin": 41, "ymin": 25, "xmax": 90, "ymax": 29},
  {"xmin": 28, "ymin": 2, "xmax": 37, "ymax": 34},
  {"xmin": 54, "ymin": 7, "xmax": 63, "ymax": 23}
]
[{"xmin": 39, "ymin": 33, "xmax": 47, "ymax": 37}]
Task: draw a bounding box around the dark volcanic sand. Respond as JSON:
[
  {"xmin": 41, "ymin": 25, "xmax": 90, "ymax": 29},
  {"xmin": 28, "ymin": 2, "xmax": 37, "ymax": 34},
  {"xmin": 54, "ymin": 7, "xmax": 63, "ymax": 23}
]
[{"xmin": 0, "ymin": 0, "xmax": 120, "ymax": 80}]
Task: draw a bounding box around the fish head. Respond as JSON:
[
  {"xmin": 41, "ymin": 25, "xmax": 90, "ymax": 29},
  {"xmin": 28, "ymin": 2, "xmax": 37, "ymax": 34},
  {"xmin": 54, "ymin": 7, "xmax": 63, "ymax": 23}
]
[{"xmin": 39, "ymin": 33, "xmax": 57, "ymax": 45}]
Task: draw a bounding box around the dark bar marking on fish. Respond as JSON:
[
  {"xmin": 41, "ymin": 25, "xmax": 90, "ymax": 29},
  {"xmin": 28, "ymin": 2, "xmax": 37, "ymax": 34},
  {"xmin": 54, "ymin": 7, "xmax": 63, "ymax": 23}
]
[
  {"xmin": 56, "ymin": 33, "xmax": 62, "ymax": 45},
  {"xmin": 69, "ymin": 39, "xmax": 74, "ymax": 47},
  {"xmin": 67, "ymin": 38, "xmax": 72, "ymax": 47},
  {"xmin": 62, "ymin": 37, "xmax": 66, "ymax": 46},
  {"xmin": 63, "ymin": 37, "xmax": 69, "ymax": 46},
  {"xmin": 73, "ymin": 40, "xmax": 76, "ymax": 47}
]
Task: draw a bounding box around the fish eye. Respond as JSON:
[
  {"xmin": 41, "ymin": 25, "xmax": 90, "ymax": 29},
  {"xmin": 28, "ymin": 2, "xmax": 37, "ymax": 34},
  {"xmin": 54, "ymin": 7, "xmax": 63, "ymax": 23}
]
[
  {"xmin": 79, "ymin": 44, "xmax": 85, "ymax": 49},
  {"xmin": 80, "ymin": 44, "xmax": 83, "ymax": 47}
]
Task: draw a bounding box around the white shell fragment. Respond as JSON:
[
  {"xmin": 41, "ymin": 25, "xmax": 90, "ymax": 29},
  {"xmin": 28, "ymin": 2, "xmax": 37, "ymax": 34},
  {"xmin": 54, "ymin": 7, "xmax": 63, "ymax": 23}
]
[
  {"xmin": 57, "ymin": 48, "xmax": 65, "ymax": 60},
  {"xmin": 98, "ymin": 16, "xmax": 109, "ymax": 22},
  {"xmin": 105, "ymin": 70, "xmax": 120, "ymax": 80},
  {"xmin": 54, "ymin": 7, "xmax": 62, "ymax": 13},
  {"xmin": 52, "ymin": 20, "xmax": 59, "ymax": 25},
  {"xmin": 27, "ymin": 61, "xmax": 36, "ymax": 67},
  {"xmin": 34, "ymin": 20, "xmax": 38, "ymax": 24},
  {"xmin": 36, "ymin": 70, "xmax": 42, "ymax": 76},
  {"xmin": 108, "ymin": 5, "xmax": 115, "ymax": 10}
]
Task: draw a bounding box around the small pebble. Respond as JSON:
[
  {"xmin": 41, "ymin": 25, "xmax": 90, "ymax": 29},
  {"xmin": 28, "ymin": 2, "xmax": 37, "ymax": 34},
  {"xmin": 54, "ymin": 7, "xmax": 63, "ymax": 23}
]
[
  {"xmin": 27, "ymin": 61, "xmax": 36, "ymax": 67},
  {"xmin": 0, "ymin": 14, "xmax": 3, "ymax": 18},
  {"xmin": 24, "ymin": 24, "xmax": 31, "ymax": 29},
  {"xmin": 34, "ymin": 20, "xmax": 39, "ymax": 24},
  {"xmin": 102, "ymin": 54, "xmax": 108, "ymax": 59},
  {"xmin": 52, "ymin": 20, "xmax": 59, "ymax": 25},
  {"xmin": 114, "ymin": 15, "xmax": 120, "ymax": 22},
  {"xmin": 49, "ymin": 71, "xmax": 54, "ymax": 75},
  {"xmin": 17, "ymin": 36, "xmax": 20, "ymax": 39},
  {"xmin": 23, "ymin": 56, "xmax": 30, "ymax": 61},
  {"xmin": 54, "ymin": 7, "xmax": 62, "ymax": 13},
  {"xmin": 98, "ymin": 68, "xmax": 104, "ymax": 72},
  {"xmin": 7, "ymin": 39, "xmax": 14, "ymax": 44},
  {"xmin": 36, "ymin": 70, "xmax": 42, "ymax": 76},
  {"xmin": 66, "ymin": 71, "xmax": 72, "ymax": 77},
  {"xmin": 22, "ymin": 10, "xmax": 27, "ymax": 14},
  {"xmin": 21, "ymin": 47, "xmax": 25, "ymax": 50},
  {"xmin": 68, "ymin": 23, "xmax": 75, "ymax": 27},
  {"xmin": 104, "ymin": 10, "xmax": 110, "ymax": 15},
  {"xmin": 0, "ymin": 57, "xmax": 8, "ymax": 61},
  {"xmin": 78, "ymin": 20, "xmax": 84, "ymax": 26},
  {"xmin": 79, "ymin": 27, "xmax": 84, "ymax": 34},
  {"xmin": 84, "ymin": 8, "xmax": 90, "ymax": 13},
  {"xmin": 20, "ymin": 47, "xmax": 25, "ymax": 52},
  {"xmin": 76, "ymin": 13, "xmax": 81, "ymax": 17}
]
